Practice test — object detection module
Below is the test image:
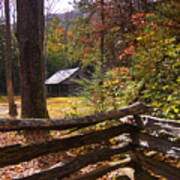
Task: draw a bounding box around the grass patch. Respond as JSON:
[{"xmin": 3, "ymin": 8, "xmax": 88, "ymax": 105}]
[
  {"xmin": 0, "ymin": 96, "xmax": 21, "ymax": 104},
  {"xmin": 0, "ymin": 96, "xmax": 91, "ymax": 119},
  {"xmin": 47, "ymin": 97, "xmax": 91, "ymax": 118}
]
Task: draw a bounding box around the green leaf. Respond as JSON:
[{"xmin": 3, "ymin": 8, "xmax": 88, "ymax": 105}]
[
  {"xmin": 177, "ymin": 76, "xmax": 180, "ymax": 83},
  {"xmin": 174, "ymin": 108, "xmax": 179, "ymax": 113},
  {"xmin": 144, "ymin": 25, "xmax": 150, "ymax": 33}
]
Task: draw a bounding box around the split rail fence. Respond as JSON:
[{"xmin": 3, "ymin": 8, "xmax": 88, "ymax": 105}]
[{"xmin": 0, "ymin": 102, "xmax": 179, "ymax": 180}]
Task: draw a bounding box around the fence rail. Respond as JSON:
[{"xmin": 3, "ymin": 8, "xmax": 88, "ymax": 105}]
[{"xmin": 0, "ymin": 102, "xmax": 179, "ymax": 180}]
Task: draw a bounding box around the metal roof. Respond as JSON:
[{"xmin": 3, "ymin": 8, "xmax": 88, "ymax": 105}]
[{"xmin": 45, "ymin": 67, "xmax": 80, "ymax": 85}]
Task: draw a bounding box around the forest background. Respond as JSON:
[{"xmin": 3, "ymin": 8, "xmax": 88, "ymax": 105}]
[{"xmin": 0, "ymin": 0, "xmax": 179, "ymax": 119}]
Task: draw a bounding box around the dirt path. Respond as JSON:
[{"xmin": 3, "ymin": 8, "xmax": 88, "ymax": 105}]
[
  {"xmin": 0, "ymin": 103, "xmax": 21, "ymax": 117},
  {"xmin": 0, "ymin": 104, "xmax": 9, "ymax": 116}
]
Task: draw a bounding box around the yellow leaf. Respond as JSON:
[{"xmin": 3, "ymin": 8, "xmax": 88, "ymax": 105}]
[{"xmin": 137, "ymin": 36, "xmax": 143, "ymax": 41}]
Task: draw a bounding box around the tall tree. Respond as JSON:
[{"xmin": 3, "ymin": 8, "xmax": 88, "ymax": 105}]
[
  {"xmin": 16, "ymin": 0, "xmax": 48, "ymax": 118},
  {"xmin": 100, "ymin": 0, "xmax": 104, "ymax": 67},
  {"xmin": 4, "ymin": 0, "xmax": 17, "ymax": 116}
]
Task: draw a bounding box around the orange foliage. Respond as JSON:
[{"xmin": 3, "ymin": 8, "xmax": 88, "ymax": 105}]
[
  {"xmin": 80, "ymin": 37, "xmax": 93, "ymax": 43},
  {"xmin": 124, "ymin": 45, "xmax": 135, "ymax": 54},
  {"xmin": 119, "ymin": 67, "xmax": 129, "ymax": 74},
  {"xmin": 84, "ymin": 53, "xmax": 89, "ymax": 58},
  {"xmin": 67, "ymin": 31, "xmax": 72, "ymax": 36},
  {"xmin": 111, "ymin": 67, "xmax": 129, "ymax": 77},
  {"xmin": 104, "ymin": 67, "xmax": 130, "ymax": 88},
  {"xmin": 119, "ymin": 45, "xmax": 135, "ymax": 60},
  {"xmin": 131, "ymin": 13, "xmax": 146, "ymax": 28},
  {"xmin": 119, "ymin": 54, "xmax": 125, "ymax": 60},
  {"xmin": 55, "ymin": 28, "xmax": 65, "ymax": 34},
  {"xmin": 146, "ymin": 13, "xmax": 153, "ymax": 17},
  {"xmin": 132, "ymin": 13, "xmax": 144, "ymax": 19}
]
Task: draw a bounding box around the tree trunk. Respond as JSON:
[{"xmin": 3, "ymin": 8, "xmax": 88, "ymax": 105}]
[
  {"xmin": 16, "ymin": 0, "xmax": 48, "ymax": 118},
  {"xmin": 142, "ymin": 0, "xmax": 148, "ymax": 12},
  {"xmin": 16, "ymin": 0, "xmax": 50, "ymax": 169},
  {"xmin": 100, "ymin": 0, "xmax": 105, "ymax": 69},
  {"xmin": 4, "ymin": 0, "xmax": 17, "ymax": 116}
]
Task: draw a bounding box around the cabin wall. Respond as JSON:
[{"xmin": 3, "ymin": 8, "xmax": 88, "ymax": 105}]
[{"xmin": 46, "ymin": 84, "xmax": 80, "ymax": 97}]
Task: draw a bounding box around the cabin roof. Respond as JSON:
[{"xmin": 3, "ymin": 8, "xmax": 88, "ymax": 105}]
[{"xmin": 45, "ymin": 67, "xmax": 80, "ymax": 85}]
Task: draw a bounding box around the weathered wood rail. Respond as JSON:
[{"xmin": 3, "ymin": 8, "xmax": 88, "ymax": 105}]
[
  {"xmin": 0, "ymin": 102, "xmax": 179, "ymax": 180},
  {"xmin": 0, "ymin": 102, "xmax": 151, "ymax": 131}
]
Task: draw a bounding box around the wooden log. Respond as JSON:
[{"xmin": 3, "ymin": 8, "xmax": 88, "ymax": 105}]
[
  {"xmin": 116, "ymin": 176, "xmax": 131, "ymax": 180},
  {"xmin": 70, "ymin": 158, "xmax": 131, "ymax": 180},
  {"xmin": 134, "ymin": 168, "xmax": 158, "ymax": 180},
  {"xmin": 132, "ymin": 132, "xmax": 180, "ymax": 159},
  {"xmin": 120, "ymin": 115, "xmax": 180, "ymax": 138},
  {"xmin": 0, "ymin": 102, "xmax": 151, "ymax": 131},
  {"xmin": 134, "ymin": 152, "xmax": 180, "ymax": 180},
  {"xmin": 129, "ymin": 161, "xmax": 159, "ymax": 180},
  {"xmin": 140, "ymin": 115, "xmax": 180, "ymax": 138},
  {"xmin": 0, "ymin": 125, "xmax": 133, "ymax": 168},
  {"xmin": 13, "ymin": 145, "xmax": 131, "ymax": 180}
]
